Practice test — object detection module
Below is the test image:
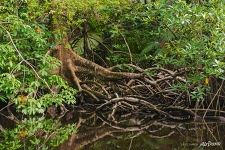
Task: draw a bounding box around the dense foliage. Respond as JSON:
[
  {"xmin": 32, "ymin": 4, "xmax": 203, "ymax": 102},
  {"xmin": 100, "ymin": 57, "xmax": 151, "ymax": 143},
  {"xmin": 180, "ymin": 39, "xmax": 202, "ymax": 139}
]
[
  {"xmin": 0, "ymin": 0, "xmax": 224, "ymax": 149},
  {"xmin": 0, "ymin": 0, "xmax": 77, "ymax": 115},
  {"xmin": 0, "ymin": 117, "xmax": 76, "ymax": 150},
  {"xmin": 0, "ymin": 0, "xmax": 224, "ymax": 113}
]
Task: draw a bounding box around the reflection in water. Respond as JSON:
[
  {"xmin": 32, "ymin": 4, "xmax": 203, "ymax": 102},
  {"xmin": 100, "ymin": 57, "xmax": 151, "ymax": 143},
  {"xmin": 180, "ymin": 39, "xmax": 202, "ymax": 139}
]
[
  {"xmin": 59, "ymin": 107, "xmax": 225, "ymax": 150},
  {"xmin": 0, "ymin": 108, "xmax": 225, "ymax": 150},
  {"xmin": 0, "ymin": 111, "xmax": 76, "ymax": 150}
]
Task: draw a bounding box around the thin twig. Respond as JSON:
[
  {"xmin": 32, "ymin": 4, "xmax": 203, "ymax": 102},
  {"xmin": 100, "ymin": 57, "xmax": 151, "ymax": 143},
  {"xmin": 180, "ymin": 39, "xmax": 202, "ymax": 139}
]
[{"xmin": 120, "ymin": 33, "xmax": 133, "ymax": 64}]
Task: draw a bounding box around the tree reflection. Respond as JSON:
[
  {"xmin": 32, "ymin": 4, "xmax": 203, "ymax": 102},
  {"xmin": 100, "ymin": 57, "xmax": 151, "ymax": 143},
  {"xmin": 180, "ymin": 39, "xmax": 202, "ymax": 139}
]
[
  {"xmin": 0, "ymin": 107, "xmax": 224, "ymax": 150},
  {"xmin": 0, "ymin": 116, "xmax": 76, "ymax": 150},
  {"xmin": 59, "ymin": 106, "xmax": 225, "ymax": 150}
]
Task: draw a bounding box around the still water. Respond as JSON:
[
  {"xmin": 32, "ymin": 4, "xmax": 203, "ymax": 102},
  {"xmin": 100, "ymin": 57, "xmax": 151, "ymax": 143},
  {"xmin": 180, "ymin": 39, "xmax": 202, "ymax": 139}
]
[
  {"xmin": 59, "ymin": 110, "xmax": 225, "ymax": 150},
  {"xmin": 0, "ymin": 108, "xmax": 224, "ymax": 150}
]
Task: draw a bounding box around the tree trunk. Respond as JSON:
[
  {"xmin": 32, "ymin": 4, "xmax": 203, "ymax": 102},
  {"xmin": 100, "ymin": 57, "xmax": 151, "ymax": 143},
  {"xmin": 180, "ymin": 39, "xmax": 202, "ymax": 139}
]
[{"xmin": 51, "ymin": 41, "xmax": 143, "ymax": 89}]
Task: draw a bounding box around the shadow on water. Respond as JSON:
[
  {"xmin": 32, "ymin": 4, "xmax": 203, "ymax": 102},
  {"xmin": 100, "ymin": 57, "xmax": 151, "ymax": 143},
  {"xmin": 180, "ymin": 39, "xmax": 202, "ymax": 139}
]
[{"xmin": 0, "ymin": 107, "xmax": 225, "ymax": 150}]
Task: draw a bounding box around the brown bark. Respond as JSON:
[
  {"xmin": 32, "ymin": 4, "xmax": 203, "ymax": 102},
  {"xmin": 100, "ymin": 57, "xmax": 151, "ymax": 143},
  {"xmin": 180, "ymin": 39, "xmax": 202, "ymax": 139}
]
[{"xmin": 51, "ymin": 42, "xmax": 144, "ymax": 89}]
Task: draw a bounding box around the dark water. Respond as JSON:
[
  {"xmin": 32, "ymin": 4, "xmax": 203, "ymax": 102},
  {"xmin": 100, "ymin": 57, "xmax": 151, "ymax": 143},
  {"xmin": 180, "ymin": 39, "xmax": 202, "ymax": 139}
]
[
  {"xmin": 0, "ymin": 109, "xmax": 225, "ymax": 150},
  {"xmin": 58, "ymin": 110, "xmax": 225, "ymax": 150}
]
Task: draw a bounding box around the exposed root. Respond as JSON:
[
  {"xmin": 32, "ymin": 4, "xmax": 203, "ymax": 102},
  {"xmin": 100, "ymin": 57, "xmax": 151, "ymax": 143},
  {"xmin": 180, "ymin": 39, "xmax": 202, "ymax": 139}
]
[
  {"xmin": 52, "ymin": 45, "xmax": 143, "ymax": 81},
  {"xmin": 49, "ymin": 44, "xmax": 225, "ymax": 123}
]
